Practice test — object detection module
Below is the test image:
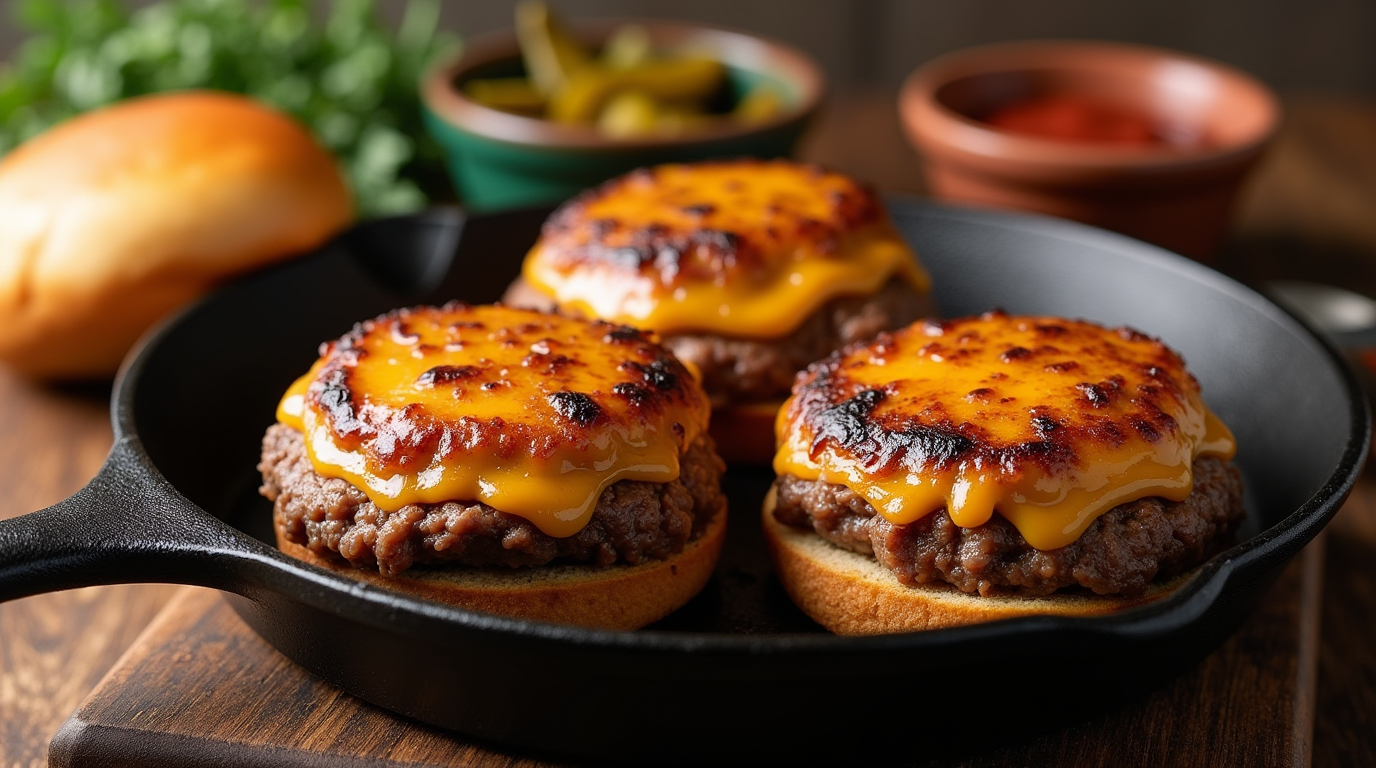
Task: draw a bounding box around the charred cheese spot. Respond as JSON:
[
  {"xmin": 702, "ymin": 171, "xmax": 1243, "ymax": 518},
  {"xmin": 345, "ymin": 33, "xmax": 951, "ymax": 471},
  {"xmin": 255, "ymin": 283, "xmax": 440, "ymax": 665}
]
[
  {"xmin": 521, "ymin": 159, "xmax": 931, "ymax": 338},
  {"xmin": 275, "ymin": 303, "xmax": 710, "ymax": 538},
  {"xmin": 546, "ymin": 390, "xmax": 604, "ymax": 428},
  {"xmin": 773, "ymin": 311, "xmax": 1237, "ymax": 550},
  {"xmin": 417, "ymin": 364, "xmax": 482, "ymax": 387}
]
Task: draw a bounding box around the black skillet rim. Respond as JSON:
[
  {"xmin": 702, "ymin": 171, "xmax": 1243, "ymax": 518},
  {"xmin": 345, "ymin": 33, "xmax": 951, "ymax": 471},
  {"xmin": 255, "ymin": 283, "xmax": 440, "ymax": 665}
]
[{"xmin": 108, "ymin": 199, "xmax": 1372, "ymax": 655}]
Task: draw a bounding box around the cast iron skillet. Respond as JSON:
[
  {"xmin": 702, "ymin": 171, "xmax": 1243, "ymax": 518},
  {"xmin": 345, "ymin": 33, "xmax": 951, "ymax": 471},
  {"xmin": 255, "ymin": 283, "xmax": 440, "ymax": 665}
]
[{"xmin": 0, "ymin": 200, "xmax": 1367, "ymax": 765}]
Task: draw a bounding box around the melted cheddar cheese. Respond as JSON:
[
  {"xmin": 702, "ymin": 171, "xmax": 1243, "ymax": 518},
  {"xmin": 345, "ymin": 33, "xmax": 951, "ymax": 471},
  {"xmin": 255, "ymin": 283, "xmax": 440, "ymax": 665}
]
[
  {"xmin": 521, "ymin": 159, "xmax": 931, "ymax": 338},
  {"xmin": 276, "ymin": 304, "xmax": 710, "ymax": 538},
  {"xmin": 773, "ymin": 312, "xmax": 1236, "ymax": 550}
]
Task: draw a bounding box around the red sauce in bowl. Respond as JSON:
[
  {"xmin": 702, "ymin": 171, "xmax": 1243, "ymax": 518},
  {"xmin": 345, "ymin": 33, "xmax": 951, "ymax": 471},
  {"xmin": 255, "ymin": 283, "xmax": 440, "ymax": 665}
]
[{"xmin": 982, "ymin": 94, "xmax": 1167, "ymax": 146}]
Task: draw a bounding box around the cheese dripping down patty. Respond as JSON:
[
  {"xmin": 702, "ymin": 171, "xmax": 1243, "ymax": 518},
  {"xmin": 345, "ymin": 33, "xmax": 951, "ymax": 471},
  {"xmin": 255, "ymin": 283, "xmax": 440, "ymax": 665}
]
[
  {"xmin": 520, "ymin": 159, "xmax": 931, "ymax": 337},
  {"xmin": 773, "ymin": 312, "xmax": 1237, "ymax": 550},
  {"xmin": 275, "ymin": 304, "xmax": 711, "ymax": 538}
]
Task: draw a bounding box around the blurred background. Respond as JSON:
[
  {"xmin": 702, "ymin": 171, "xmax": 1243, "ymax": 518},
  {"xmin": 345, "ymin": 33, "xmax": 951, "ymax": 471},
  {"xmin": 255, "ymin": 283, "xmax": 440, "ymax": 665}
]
[
  {"xmin": 4, "ymin": 0, "xmax": 1375, "ymax": 96},
  {"xmin": 426, "ymin": 0, "xmax": 1376, "ymax": 95},
  {"xmin": 1, "ymin": 0, "xmax": 1373, "ymax": 281}
]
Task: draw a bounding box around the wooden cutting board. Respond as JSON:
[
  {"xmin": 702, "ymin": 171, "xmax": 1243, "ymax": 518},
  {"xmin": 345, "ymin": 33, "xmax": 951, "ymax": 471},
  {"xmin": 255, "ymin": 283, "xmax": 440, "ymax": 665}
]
[{"xmin": 47, "ymin": 536, "xmax": 1323, "ymax": 768}]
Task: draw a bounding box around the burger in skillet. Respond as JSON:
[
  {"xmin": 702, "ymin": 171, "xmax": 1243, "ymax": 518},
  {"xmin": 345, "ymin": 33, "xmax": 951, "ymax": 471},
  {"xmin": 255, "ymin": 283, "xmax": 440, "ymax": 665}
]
[
  {"xmin": 504, "ymin": 158, "xmax": 936, "ymax": 464},
  {"xmin": 765, "ymin": 311, "xmax": 1244, "ymax": 634},
  {"xmin": 258, "ymin": 303, "xmax": 726, "ymax": 630}
]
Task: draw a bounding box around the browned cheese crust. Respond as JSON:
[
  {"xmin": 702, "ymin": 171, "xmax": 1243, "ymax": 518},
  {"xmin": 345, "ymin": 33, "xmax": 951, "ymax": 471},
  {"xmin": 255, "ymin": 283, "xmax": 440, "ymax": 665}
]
[
  {"xmin": 308, "ymin": 302, "xmax": 703, "ymax": 476},
  {"xmin": 533, "ymin": 160, "xmax": 887, "ymax": 287},
  {"xmin": 260, "ymin": 426, "xmax": 726, "ymax": 577},
  {"xmin": 771, "ymin": 455, "xmax": 1244, "ymax": 597},
  {"xmin": 785, "ymin": 314, "xmax": 1206, "ymax": 481}
]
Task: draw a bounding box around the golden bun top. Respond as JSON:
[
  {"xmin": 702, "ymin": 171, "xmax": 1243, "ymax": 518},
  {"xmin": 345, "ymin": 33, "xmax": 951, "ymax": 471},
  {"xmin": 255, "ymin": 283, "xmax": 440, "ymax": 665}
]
[
  {"xmin": 276, "ymin": 303, "xmax": 711, "ymax": 538},
  {"xmin": 774, "ymin": 311, "xmax": 1236, "ymax": 550},
  {"xmin": 521, "ymin": 159, "xmax": 930, "ymax": 338},
  {"xmin": 0, "ymin": 90, "xmax": 353, "ymax": 379}
]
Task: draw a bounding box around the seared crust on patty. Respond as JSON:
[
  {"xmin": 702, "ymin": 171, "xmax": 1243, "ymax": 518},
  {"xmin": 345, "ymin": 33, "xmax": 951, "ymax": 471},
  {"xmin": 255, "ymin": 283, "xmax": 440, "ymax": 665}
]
[
  {"xmin": 260, "ymin": 424, "xmax": 727, "ymax": 577},
  {"xmin": 771, "ymin": 454, "xmax": 1244, "ymax": 597},
  {"xmin": 504, "ymin": 277, "xmax": 936, "ymax": 405}
]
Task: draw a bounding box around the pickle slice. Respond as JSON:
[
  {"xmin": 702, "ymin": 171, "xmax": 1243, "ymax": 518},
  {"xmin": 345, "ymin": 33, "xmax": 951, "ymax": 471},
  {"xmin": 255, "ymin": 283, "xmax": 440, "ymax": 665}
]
[
  {"xmin": 550, "ymin": 56, "xmax": 725, "ymax": 124},
  {"xmin": 515, "ymin": 0, "xmax": 590, "ymax": 97},
  {"xmin": 464, "ymin": 77, "xmax": 546, "ymax": 114},
  {"xmin": 598, "ymin": 90, "xmax": 660, "ymax": 137},
  {"xmin": 602, "ymin": 24, "xmax": 652, "ymax": 70},
  {"xmin": 465, "ymin": 4, "xmax": 776, "ymax": 134}
]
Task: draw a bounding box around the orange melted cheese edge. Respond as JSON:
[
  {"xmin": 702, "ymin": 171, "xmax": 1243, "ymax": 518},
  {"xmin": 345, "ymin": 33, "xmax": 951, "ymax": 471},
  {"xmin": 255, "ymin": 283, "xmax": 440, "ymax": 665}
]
[
  {"xmin": 773, "ymin": 318, "xmax": 1237, "ymax": 551},
  {"xmin": 275, "ymin": 307, "xmax": 709, "ymax": 539},
  {"xmin": 522, "ymin": 164, "xmax": 931, "ymax": 337}
]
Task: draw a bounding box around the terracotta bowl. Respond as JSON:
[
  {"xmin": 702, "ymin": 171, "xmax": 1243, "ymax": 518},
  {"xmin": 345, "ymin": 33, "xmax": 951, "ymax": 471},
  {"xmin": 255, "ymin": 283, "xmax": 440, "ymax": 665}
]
[
  {"xmin": 898, "ymin": 40, "xmax": 1280, "ymax": 260},
  {"xmin": 422, "ymin": 21, "xmax": 825, "ymax": 213}
]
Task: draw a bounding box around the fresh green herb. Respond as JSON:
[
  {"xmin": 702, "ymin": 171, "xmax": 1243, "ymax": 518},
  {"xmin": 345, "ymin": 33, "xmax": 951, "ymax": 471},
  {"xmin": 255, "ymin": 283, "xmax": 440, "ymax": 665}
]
[{"xmin": 0, "ymin": 0, "xmax": 460, "ymax": 217}]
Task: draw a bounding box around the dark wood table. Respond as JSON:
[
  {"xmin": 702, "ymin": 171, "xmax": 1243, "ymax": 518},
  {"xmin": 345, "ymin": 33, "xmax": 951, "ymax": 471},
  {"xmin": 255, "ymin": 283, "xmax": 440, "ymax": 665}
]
[{"xmin": 3, "ymin": 92, "xmax": 1375, "ymax": 767}]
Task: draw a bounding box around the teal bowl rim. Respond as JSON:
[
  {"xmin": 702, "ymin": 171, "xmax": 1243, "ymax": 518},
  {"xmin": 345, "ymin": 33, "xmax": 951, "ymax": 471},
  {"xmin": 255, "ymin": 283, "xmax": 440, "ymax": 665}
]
[{"xmin": 421, "ymin": 19, "xmax": 826, "ymax": 151}]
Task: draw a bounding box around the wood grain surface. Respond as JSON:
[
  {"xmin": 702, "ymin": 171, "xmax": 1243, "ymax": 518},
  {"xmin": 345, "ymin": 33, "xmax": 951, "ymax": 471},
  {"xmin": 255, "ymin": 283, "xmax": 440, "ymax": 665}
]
[
  {"xmin": 43, "ymin": 542, "xmax": 1325, "ymax": 768},
  {"xmin": 1315, "ymin": 471, "xmax": 1376, "ymax": 768},
  {"xmin": 0, "ymin": 373, "xmax": 180, "ymax": 768},
  {"xmin": 2, "ymin": 93, "xmax": 1376, "ymax": 767}
]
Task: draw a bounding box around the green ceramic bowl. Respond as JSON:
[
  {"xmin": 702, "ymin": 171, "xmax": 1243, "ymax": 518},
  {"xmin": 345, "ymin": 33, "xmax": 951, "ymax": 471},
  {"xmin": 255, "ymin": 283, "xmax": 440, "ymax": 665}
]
[{"xmin": 421, "ymin": 20, "xmax": 825, "ymax": 213}]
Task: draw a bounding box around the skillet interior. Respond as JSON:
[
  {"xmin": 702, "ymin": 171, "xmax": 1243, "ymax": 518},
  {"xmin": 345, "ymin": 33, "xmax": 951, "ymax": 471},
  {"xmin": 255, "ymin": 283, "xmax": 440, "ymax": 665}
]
[{"xmin": 119, "ymin": 199, "xmax": 1366, "ymax": 764}]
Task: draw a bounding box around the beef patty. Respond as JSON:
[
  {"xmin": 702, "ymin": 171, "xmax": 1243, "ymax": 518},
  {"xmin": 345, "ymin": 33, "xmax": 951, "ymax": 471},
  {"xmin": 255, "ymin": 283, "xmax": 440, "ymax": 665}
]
[
  {"xmin": 260, "ymin": 424, "xmax": 727, "ymax": 576},
  {"xmin": 502, "ymin": 277, "xmax": 935, "ymax": 406},
  {"xmin": 771, "ymin": 455, "xmax": 1244, "ymax": 597}
]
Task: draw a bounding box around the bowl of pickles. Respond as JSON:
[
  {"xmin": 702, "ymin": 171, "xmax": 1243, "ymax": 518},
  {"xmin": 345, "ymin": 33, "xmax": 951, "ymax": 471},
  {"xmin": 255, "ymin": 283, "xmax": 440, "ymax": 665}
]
[{"xmin": 421, "ymin": 1, "xmax": 824, "ymax": 212}]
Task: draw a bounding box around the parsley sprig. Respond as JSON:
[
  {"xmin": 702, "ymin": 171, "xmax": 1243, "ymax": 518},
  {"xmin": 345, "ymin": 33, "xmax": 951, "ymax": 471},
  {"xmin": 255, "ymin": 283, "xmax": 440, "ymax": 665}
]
[{"xmin": 0, "ymin": 0, "xmax": 460, "ymax": 217}]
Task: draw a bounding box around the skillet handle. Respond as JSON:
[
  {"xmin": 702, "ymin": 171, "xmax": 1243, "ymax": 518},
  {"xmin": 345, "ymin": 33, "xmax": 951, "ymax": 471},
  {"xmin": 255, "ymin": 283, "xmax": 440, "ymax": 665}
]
[{"xmin": 0, "ymin": 438, "xmax": 246, "ymax": 602}]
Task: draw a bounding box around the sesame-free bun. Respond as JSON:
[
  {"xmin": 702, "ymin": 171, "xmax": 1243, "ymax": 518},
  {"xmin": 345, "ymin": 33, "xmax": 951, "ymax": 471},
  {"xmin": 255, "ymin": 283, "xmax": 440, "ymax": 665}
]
[
  {"xmin": 0, "ymin": 90, "xmax": 353, "ymax": 379},
  {"xmin": 276, "ymin": 506, "xmax": 726, "ymax": 631},
  {"xmin": 761, "ymin": 488, "xmax": 1181, "ymax": 635}
]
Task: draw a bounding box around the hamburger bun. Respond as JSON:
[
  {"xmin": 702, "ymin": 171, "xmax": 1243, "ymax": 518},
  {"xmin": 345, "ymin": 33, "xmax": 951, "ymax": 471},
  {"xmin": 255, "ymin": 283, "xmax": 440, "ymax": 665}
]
[
  {"xmin": 0, "ymin": 90, "xmax": 353, "ymax": 379},
  {"xmin": 277, "ymin": 507, "xmax": 726, "ymax": 630},
  {"xmin": 761, "ymin": 487, "xmax": 1181, "ymax": 635}
]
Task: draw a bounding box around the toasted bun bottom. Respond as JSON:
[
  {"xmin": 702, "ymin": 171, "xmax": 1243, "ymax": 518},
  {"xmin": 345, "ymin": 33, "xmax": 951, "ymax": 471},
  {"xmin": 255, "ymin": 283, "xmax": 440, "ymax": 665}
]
[
  {"xmin": 762, "ymin": 488, "xmax": 1183, "ymax": 635},
  {"xmin": 276, "ymin": 506, "xmax": 727, "ymax": 630},
  {"xmin": 709, "ymin": 400, "xmax": 784, "ymax": 466}
]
